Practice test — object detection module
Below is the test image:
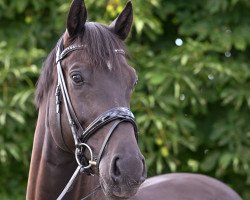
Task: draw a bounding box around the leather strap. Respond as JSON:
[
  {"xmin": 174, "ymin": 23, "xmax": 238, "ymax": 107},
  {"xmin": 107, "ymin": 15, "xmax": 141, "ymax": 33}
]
[
  {"xmin": 55, "ymin": 85, "xmax": 72, "ymax": 152},
  {"xmin": 56, "ymin": 165, "xmax": 82, "ymax": 200},
  {"xmin": 80, "ymin": 107, "xmax": 137, "ymax": 143},
  {"xmin": 96, "ymin": 120, "xmax": 124, "ymax": 173}
]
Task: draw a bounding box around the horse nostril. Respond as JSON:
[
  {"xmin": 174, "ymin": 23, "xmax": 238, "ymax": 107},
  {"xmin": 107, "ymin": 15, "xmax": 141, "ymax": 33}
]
[
  {"xmin": 111, "ymin": 156, "xmax": 121, "ymax": 182},
  {"xmin": 141, "ymin": 158, "xmax": 147, "ymax": 181},
  {"xmin": 111, "ymin": 155, "xmax": 146, "ymax": 185},
  {"xmin": 113, "ymin": 157, "xmax": 121, "ymax": 176}
]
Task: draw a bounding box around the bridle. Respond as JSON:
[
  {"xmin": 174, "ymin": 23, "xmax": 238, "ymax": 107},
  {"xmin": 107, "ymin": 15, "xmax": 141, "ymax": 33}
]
[{"xmin": 55, "ymin": 38, "xmax": 138, "ymax": 200}]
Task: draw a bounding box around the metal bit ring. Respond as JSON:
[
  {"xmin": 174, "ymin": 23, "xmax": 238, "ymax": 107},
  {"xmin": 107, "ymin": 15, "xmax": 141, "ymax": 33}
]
[{"xmin": 75, "ymin": 143, "xmax": 96, "ymax": 169}]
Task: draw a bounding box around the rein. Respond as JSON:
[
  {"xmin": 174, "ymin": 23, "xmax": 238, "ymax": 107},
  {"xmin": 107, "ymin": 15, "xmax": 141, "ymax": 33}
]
[{"xmin": 55, "ymin": 38, "xmax": 138, "ymax": 200}]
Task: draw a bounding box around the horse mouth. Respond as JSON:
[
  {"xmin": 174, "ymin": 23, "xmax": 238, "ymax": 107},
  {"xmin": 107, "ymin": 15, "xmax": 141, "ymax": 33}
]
[
  {"xmin": 100, "ymin": 177, "xmax": 140, "ymax": 199},
  {"xmin": 110, "ymin": 187, "xmax": 138, "ymax": 199}
]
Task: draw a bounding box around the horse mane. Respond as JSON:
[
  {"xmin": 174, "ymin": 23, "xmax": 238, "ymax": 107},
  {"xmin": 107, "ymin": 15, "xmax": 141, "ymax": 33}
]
[{"xmin": 35, "ymin": 22, "xmax": 127, "ymax": 108}]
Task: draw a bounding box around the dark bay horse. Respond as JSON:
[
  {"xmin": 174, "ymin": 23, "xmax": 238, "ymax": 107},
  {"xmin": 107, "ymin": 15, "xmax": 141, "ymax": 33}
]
[
  {"xmin": 26, "ymin": 0, "xmax": 242, "ymax": 199},
  {"xmin": 133, "ymin": 173, "xmax": 241, "ymax": 200},
  {"xmin": 27, "ymin": 1, "xmax": 145, "ymax": 199}
]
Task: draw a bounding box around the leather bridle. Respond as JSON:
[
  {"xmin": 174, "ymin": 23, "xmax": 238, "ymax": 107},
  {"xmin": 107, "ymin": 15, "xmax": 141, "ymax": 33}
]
[{"xmin": 55, "ymin": 38, "xmax": 138, "ymax": 200}]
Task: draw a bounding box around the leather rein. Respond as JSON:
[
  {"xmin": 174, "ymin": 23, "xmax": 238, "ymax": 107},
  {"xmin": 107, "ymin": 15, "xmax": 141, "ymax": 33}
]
[{"xmin": 55, "ymin": 38, "xmax": 138, "ymax": 200}]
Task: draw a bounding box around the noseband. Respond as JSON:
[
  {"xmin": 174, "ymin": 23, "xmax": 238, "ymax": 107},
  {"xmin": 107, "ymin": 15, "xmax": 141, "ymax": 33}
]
[{"xmin": 55, "ymin": 38, "xmax": 138, "ymax": 200}]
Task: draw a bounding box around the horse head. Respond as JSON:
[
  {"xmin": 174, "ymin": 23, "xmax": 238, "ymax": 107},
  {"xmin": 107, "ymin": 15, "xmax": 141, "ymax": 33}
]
[{"xmin": 35, "ymin": 0, "xmax": 146, "ymax": 199}]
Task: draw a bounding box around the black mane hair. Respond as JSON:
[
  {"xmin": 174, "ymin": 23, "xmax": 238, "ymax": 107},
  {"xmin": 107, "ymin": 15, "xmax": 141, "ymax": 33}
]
[{"xmin": 35, "ymin": 22, "xmax": 127, "ymax": 108}]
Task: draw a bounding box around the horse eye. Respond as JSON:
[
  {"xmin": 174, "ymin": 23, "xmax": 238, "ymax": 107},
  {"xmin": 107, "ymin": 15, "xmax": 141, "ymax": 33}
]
[{"xmin": 71, "ymin": 74, "xmax": 84, "ymax": 84}]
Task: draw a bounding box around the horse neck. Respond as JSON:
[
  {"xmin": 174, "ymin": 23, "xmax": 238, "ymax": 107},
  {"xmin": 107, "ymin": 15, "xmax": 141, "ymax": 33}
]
[{"xmin": 26, "ymin": 100, "xmax": 103, "ymax": 200}]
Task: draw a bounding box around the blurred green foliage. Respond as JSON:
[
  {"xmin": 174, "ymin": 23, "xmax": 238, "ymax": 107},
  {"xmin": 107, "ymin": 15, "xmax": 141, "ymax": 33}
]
[{"xmin": 0, "ymin": 0, "xmax": 250, "ymax": 199}]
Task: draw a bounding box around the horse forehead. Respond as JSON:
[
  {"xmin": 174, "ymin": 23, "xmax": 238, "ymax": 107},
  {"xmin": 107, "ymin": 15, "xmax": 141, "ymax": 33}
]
[{"xmin": 65, "ymin": 49, "xmax": 130, "ymax": 72}]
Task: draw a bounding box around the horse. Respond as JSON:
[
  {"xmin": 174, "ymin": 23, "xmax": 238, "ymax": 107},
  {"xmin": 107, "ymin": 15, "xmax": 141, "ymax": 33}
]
[
  {"xmin": 133, "ymin": 173, "xmax": 242, "ymax": 200},
  {"xmin": 26, "ymin": 0, "xmax": 242, "ymax": 199}
]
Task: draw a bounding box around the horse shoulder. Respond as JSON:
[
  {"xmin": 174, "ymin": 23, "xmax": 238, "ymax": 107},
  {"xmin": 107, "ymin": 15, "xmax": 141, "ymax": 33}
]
[{"xmin": 133, "ymin": 173, "xmax": 242, "ymax": 200}]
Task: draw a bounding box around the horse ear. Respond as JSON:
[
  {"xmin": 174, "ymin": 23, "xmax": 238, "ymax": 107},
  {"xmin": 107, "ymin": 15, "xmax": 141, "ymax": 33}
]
[
  {"xmin": 109, "ymin": 1, "xmax": 133, "ymax": 40},
  {"xmin": 67, "ymin": 0, "xmax": 87, "ymax": 37}
]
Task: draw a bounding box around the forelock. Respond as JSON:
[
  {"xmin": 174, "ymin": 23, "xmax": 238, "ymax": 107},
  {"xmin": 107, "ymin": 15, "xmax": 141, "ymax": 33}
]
[{"xmin": 35, "ymin": 22, "xmax": 127, "ymax": 108}]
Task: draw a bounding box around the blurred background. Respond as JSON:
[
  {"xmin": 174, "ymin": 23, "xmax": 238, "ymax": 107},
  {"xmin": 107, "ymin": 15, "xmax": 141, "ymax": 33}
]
[{"xmin": 0, "ymin": 0, "xmax": 250, "ymax": 199}]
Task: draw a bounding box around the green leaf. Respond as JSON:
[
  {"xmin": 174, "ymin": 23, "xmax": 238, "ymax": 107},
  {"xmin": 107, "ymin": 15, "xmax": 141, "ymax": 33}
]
[
  {"xmin": 8, "ymin": 111, "xmax": 25, "ymax": 124},
  {"xmin": 219, "ymin": 153, "xmax": 233, "ymax": 169},
  {"xmin": 201, "ymin": 152, "xmax": 220, "ymax": 171}
]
